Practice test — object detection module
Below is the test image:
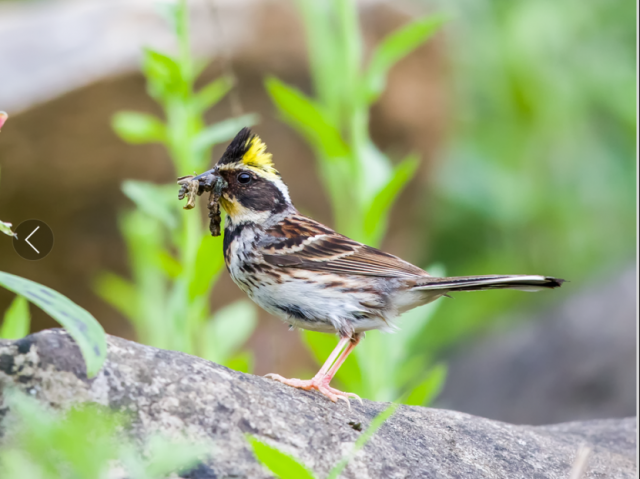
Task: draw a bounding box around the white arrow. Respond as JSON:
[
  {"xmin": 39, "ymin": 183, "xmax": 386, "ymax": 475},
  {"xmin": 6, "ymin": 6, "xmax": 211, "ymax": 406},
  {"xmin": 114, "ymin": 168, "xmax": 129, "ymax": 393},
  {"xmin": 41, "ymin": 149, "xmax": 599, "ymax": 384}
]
[{"xmin": 25, "ymin": 226, "xmax": 40, "ymax": 253}]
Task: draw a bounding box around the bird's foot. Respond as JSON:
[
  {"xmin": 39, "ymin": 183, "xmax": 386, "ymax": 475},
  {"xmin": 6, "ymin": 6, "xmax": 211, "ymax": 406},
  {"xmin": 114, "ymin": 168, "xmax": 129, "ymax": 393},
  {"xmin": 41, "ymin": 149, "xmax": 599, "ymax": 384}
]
[{"xmin": 265, "ymin": 373, "xmax": 362, "ymax": 408}]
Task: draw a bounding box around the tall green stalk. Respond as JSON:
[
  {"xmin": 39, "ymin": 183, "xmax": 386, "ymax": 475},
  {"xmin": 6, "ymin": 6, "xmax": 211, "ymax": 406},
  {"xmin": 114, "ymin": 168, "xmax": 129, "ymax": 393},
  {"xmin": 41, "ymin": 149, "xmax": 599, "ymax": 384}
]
[{"xmin": 95, "ymin": 0, "xmax": 258, "ymax": 370}]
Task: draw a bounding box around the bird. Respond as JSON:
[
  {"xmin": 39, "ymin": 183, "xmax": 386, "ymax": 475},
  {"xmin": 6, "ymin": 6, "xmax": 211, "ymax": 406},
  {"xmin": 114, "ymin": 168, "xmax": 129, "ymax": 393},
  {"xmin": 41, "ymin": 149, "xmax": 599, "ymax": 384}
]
[{"xmin": 177, "ymin": 128, "xmax": 564, "ymax": 406}]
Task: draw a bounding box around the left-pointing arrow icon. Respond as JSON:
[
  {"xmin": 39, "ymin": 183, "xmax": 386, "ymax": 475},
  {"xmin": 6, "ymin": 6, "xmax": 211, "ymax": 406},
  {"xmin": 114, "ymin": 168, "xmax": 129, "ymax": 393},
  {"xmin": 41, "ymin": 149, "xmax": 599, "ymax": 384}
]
[
  {"xmin": 13, "ymin": 220, "xmax": 54, "ymax": 260},
  {"xmin": 25, "ymin": 226, "xmax": 40, "ymax": 253}
]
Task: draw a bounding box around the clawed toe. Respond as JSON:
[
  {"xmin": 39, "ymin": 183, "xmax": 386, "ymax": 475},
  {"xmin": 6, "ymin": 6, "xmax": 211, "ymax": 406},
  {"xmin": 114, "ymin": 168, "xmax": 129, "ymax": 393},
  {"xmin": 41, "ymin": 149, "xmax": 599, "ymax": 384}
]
[
  {"xmin": 323, "ymin": 385, "xmax": 362, "ymax": 406},
  {"xmin": 265, "ymin": 373, "xmax": 360, "ymax": 407}
]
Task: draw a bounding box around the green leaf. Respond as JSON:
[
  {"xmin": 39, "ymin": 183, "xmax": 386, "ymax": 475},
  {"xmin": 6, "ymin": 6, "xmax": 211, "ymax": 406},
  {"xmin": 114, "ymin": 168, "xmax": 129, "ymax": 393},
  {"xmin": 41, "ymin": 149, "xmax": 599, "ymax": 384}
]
[
  {"xmin": 119, "ymin": 211, "xmax": 168, "ymax": 347},
  {"xmin": 192, "ymin": 58, "xmax": 211, "ymax": 81},
  {"xmin": 327, "ymin": 403, "xmax": 398, "ymax": 479},
  {"xmin": 247, "ymin": 436, "xmax": 316, "ymax": 479},
  {"xmin": 202, "ymin": 300, "xmax": 257, "ymax": 364},
  {"xmin": 193, "ymin": 76, "xmax": 234, "ymax": 114},
  {"xmin": 142, "ymin": 48, "xmax": 185, "ymax": 100},
  {"xmin": 112, "ymin": 112, "xmax": 166, "ymax": 144},
  {"xmin": 188, "ymin": 234, "xmax": 225, "ymax": 300},
  {"xmin": 121, "ymin": 180, "xmax": 178, "ymax": 230},
  {"xmin": 265, "ymin": 77, "xmax": 349, "ymax": 159},
  {"xmin": 93, "ymin": 272, "xmax": 138, "ymax": 322},
  {"xmin": 2, "ymin": 390, "xmax": 124, "ymax": 479},
  {"xmin": 362, "ymin": 153, "xmax": 419, "ymax": 245},
  {"xmin": 293, "ymin": 0, "xmax": 342, "ymax": 124},
  {"xmin": 334, "ymin": 0, "xmax": 363, "ymax": 117},
  {"xmin": 356, "ymin": 140, "xmax": 393, "ymax": 204},
  {"xmin": 0, "ymin": 219, "xmax": 16, "ymax": 238},
  {"xmin": 0, "ymin": 272, "xmax": 106, "ymax": 378},
  {"xmin": 1, "ymin": 295, "xmax": 30, "ymax": 340},
  {"xmin": 225, "ymin": 350, "xmax": 253, "ymax": 373},
  {"xmin": 404, "ymin": 363, "xmax": 447, "ymax": 407},
  {"xmin": 192, "ymin": 114, "xmax": 260, "ymax": 157},
  {"xmin": 156, "ymin": 250, "xmax": 183, "ymax": 279},
  {"xmin": 364, "ymin": 15, "xmax": 445, "ymax": 104},
  {"xmin": 142, "ymin": 435, "xmax": 209, "ymax": 479},
  {"xmin": 0, "ymin": 450, "xmax": 46, "ymax": 479}
]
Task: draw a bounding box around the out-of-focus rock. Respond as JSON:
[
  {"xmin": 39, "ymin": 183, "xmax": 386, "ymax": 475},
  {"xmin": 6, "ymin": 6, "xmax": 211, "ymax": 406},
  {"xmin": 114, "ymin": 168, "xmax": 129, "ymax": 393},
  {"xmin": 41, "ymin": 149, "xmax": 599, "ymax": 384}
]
[
  {"xmin": 438, "ymin": 265, "xmax": 637, "ymax": 425},
  {"xmin": 1, "ymin": 329, "xmax": 637, "ymax": 478}
]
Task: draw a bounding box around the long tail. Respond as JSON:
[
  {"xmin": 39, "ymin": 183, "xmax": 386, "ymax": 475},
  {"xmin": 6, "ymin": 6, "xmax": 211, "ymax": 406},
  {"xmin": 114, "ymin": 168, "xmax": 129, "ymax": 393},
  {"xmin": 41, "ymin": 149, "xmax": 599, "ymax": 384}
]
[{"xmin": 413, "ymin": 275, "xmax": 565, "ymax": 292}]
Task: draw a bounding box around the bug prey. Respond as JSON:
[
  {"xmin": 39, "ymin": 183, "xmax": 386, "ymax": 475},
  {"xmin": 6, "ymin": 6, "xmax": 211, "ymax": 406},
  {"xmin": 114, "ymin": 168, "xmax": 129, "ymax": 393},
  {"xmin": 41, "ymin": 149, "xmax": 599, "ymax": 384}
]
[{"xmin": 177, "ymin": 168, "xmax": 228, "ymax": 236}]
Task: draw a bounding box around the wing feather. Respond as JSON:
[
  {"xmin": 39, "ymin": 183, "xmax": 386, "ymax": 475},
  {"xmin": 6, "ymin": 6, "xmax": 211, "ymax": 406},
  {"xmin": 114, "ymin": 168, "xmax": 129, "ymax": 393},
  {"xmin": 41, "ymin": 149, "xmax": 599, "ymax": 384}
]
[{"xmin": 261, "ymin": 215, "xmax": 427, "ymax": 278}]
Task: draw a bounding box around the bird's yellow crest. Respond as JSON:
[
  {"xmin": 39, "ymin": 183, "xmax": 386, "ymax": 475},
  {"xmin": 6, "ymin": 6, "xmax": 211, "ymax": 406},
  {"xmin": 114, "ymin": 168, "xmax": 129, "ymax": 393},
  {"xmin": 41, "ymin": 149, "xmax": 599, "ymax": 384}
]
[
  {"xmin": 217, "ymin": 128, "xmax": 279, "ymax": 179},
  {"xmin": 242, "ymin": 136, "xmax": 277, "ymax": 177}
]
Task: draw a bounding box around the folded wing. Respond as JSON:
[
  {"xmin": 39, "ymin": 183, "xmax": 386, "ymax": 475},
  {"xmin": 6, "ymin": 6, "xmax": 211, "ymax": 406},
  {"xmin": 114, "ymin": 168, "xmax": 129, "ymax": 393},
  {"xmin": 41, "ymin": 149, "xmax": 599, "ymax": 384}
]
[{"xmin": 261, "ymin": 215, "xmax": 427, "ymax": 278}]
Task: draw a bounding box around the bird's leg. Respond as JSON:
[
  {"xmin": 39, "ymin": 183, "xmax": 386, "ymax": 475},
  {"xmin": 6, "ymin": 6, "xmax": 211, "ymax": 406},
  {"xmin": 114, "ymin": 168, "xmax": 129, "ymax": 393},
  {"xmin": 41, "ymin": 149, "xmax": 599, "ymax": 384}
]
[
  {"xmin": 315, "ymin": 336, "xmax": 351, "ymax": 376},
  {"xmin": 265, "ymin": 334, "xmax": 363, "ymax": 406},
  {"xmin": 325, "ymin": 335, "xmax": 360, "ymax": 382}
]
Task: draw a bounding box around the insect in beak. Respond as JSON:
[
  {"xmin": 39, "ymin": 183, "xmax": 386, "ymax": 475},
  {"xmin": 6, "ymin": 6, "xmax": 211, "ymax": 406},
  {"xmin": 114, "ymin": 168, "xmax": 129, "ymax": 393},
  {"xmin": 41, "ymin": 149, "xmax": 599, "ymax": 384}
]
[{"xmin": 177, "ymin": 168, "xmax": 228, "ymax": 236}]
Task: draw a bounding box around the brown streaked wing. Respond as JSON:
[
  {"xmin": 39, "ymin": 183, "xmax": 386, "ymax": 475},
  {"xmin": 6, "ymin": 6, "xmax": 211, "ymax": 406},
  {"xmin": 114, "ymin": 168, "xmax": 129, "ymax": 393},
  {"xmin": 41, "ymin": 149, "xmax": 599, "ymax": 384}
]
[{"xmin": 262, "ymin": 215, "xmax": 427, "ymax": 278}]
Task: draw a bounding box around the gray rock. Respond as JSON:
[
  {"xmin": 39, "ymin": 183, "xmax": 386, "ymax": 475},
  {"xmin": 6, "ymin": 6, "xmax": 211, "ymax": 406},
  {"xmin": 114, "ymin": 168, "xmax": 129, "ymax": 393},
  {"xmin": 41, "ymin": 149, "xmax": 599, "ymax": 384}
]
[{"xmin": 1, "ymin": 329, "xmax": 636, "ymax": 478}]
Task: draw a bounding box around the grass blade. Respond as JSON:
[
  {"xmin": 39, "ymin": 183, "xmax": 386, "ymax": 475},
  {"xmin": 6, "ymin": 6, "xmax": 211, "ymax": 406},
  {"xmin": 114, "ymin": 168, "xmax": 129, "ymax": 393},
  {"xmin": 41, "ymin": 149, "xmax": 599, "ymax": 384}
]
[
  {"xmin": 265, "ymin": 77, "xmax": 349, "ymax": 159},
  {"xmin": 112, "ymin": 112, "xmax": 166, "ymax": 144},
  {"xmin": 364, "ymin": 15, "xmax": 445, "ymax": 104},
  {"xmin": 362, "ymin": 153, "xmax": 419, "ymax": 245},
  {"xmin": 188, "ymin": 234, "xmax": 224, "ymax": 300},
  {"xmin": 193, "ymin": 76, "xmax": 234, "ymax": 114},
  {"xmin": 403, "ymin": 363, "xmax": 448, "ymax": 407},
  {"xmin": 1, "ymin": 295, "xmax": 30, "ymax": 340},
  {"xmin": 247, "ymin": 436, "xmax": 316, "ymax": 479},
  {"xmin": 202, "ymin": 300, "xmax": 257, "ymax": 364},
  {"xmin": 122, "ymin": 180, "xmax": 178, "ymax": 230},
  {"xmin": 191, "ymin": 114, "xmax": 260, "ymax": 158},
  {"xmin": 327, "ymin": 403, "xmax": 398, "ymax": 479},
  {"xmin": 0, "ymin": 272, "xmax": 107, "ymax": 377},
  {"xmin": 93, "ymin": 272, "xmax": 138, "ymax": 323}
]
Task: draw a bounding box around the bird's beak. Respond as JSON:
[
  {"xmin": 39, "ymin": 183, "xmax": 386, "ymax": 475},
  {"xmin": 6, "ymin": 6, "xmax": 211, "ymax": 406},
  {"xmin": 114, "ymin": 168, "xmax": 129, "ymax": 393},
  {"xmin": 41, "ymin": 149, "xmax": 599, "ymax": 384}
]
[{"xmin": 177, "ymin": 168, "xmax": 227, "ymax": 209}]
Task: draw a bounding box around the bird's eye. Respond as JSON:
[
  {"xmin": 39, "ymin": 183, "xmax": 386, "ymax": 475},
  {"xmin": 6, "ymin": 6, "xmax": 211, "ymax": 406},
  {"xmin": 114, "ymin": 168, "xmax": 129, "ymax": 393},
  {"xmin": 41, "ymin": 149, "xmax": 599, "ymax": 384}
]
[{"xmin": 237, "ymin": 172, "xmax": 252, "ymax": 184}]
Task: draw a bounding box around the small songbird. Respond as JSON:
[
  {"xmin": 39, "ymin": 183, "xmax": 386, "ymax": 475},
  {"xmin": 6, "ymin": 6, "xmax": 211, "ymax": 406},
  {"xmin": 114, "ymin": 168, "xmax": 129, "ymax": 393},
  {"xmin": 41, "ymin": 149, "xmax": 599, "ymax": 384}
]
[{"xmin": 178, "ymin": 128, "xmax": 564, "ymax": 405}]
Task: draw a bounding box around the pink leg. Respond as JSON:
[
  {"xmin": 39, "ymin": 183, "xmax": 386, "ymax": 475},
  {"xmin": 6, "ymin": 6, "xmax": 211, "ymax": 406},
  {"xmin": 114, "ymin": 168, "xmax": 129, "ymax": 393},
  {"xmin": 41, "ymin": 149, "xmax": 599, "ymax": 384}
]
[
  {"xmin": 265, "ymin": 334, "xmax": 362, "ymax": 406},
  {"xmin": 325, "ymin": 335, "xmax": 360, "ymax": 381},
  {"xmin": 317, "ymin": 336, "xmax": 351, "ymax": 376}
]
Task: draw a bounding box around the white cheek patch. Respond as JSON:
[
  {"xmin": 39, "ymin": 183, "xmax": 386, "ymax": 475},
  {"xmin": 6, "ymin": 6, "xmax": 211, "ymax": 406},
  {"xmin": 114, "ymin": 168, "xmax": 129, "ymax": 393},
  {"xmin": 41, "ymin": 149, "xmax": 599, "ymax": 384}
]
[
  {"xmin": 223, "ymin": 196, "xmax": 271, "ymax": 224},
  {"xmin": 271, "ymin": 177, "xmax": 292, "ymax": 204}
]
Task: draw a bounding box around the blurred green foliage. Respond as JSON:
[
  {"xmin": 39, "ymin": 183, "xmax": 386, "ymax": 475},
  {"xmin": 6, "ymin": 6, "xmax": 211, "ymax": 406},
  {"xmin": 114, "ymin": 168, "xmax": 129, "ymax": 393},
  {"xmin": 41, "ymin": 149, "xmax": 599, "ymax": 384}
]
[
  {"xmin": 95, "ymin": 0, "xmax": 258, "ymax": 368},
  {"xmin": 266, "ymin": 0, "xmax": 446, "ymax": 405},
  {"xmin": 2, "ymin": 119, "xmax": 107, "ymax": 377},
  {"xmin": 419, "ymin": 0, "xmax": 637, "ymax": 354},
  {"xmin": 266, "ymin": 7, "xmax": 443, "ymax": 245},
  {"xmin": 248, "ymin": 403, "xmax": 398, "ymax": 479},
  {"xmin": 0, "ymin": 390, "xmax": 208, "ymax": 479}
]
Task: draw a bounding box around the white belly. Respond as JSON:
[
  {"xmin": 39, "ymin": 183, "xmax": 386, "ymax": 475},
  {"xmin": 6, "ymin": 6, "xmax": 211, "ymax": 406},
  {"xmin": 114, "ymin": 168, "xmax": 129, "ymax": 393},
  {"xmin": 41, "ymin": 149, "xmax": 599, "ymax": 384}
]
[{"xmin": 224, "ymin": 224, "xmax": 440, "ymax": 335}]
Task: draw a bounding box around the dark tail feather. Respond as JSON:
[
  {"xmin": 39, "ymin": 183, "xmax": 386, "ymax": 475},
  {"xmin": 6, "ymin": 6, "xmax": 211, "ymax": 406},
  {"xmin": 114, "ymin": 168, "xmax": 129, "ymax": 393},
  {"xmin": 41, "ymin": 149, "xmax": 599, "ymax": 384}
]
[{"xmin": 413, "ymin": 275, "xmax": 565, "ymax": 292}]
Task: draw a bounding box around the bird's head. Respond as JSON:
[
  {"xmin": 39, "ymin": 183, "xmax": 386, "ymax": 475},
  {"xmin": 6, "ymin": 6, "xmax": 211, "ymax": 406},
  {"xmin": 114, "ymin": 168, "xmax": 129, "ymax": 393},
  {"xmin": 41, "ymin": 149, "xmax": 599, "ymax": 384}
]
[{"xmin": 204, "ymin": 128, "xmax": 293, "ymax": 226}]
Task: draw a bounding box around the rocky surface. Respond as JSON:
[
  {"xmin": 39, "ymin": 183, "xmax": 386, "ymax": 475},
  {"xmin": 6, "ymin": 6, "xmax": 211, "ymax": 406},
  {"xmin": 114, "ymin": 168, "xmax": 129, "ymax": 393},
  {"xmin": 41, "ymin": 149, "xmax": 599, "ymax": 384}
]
[{"xmin": 1, "ymin": 329, "xmax": 636, "ymax": 478}]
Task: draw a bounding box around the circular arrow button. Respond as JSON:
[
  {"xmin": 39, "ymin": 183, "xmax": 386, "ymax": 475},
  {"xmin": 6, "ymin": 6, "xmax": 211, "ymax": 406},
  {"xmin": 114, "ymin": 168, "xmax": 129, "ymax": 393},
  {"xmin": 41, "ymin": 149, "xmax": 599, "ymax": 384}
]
[{"xmin": 13, "ymin": 219, "xmax": 54, "ymax": 260}]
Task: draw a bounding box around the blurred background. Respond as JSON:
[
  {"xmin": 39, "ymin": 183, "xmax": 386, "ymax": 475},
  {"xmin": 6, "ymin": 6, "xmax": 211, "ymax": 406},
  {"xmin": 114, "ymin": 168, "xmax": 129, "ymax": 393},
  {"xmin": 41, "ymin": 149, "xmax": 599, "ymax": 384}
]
[{"xmin": 0, "ymin": 0, "xmax": 636, "ymax": 425}]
